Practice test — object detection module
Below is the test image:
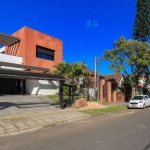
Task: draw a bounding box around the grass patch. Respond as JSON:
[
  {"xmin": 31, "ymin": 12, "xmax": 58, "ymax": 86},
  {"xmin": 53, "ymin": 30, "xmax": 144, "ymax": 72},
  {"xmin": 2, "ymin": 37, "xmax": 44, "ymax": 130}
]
[
  {"xmin": 47, "ymin": 95, "xmax": 86, "ymax": 102},
  {"xmin": 47, "ymin": 95, "xmax": 68, "ymax": 102},
  {"xmin": 81, "ymin": 105, "xmax": 127, "ymax": 116},
  {"xmin": 47, "ymin": 95, "xmax": 59, "ymax": 102}
]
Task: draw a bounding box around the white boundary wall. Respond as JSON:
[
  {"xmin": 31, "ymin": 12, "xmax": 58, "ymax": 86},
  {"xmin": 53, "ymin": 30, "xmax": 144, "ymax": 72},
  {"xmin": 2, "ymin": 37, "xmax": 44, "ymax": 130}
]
[
  {"xmin": 81, "ymin": 88, "xmax": 94, "ymax": 97},
  {"xmin": 0, "ymin": 53, "xmax": 23, "ymax": 70},
  {"xmin": 0, "ymin": 47, "xmax": 5, "ymax": 53},
  {"xmin": 26, "ymin": 79, "xmax": 59, "ymax": 95}
]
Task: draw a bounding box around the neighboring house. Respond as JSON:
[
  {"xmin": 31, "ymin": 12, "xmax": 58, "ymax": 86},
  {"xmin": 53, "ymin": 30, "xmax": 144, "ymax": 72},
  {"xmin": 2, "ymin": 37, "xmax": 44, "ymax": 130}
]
[
  {"xmin": 81, "ymin": 69, "xmax": 125, "ymax": 103},
  {"xmin": 80, "ymin": 68, "xmax": 104, "ymax": 97},
  {"xmin": 100, "ymin": 74, "xmax": 125, "ymax": 103},
  {"xmin": 0, "ymin": 26, "xmax": 64, "ymax": 95}
]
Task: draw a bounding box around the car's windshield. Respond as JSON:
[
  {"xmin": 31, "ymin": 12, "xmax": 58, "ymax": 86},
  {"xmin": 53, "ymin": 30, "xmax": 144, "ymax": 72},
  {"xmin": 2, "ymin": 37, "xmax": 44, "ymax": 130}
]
[{"xmin": 131, "ymin": 96, "xmax": 143, "ymax": 100}]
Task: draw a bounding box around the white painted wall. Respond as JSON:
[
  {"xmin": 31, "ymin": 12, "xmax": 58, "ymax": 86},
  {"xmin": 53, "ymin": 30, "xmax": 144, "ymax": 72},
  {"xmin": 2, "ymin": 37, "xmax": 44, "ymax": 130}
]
[
  {"xmin": 118, "ymin": 77, "xmax": 124, "ymax": 87},
  {"xmin": 26, "ymin": 79, "xmax": 59, "ymax": 95},
  {"xmin": 26, "ymin": 79, "xmax": 40, "ymax": 95},
  {"xmin": 80, "ymin": 88, "xmax": 94, "ymax": 97},
  {"xmin": 0, "ymin": 47, "xmax": 5, "ymax": 53},
  {"xmin": 0, "ymin": 53, "xmax": 23, "ymax": 70}
]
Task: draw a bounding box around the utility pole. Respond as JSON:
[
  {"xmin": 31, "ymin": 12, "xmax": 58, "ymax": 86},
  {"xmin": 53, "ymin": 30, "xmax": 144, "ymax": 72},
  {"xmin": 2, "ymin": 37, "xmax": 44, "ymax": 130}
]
[
  {"xmin": 94, "ymin": 57, "xmax": 97, "ymax": 100},
  {"xmin": 96, "ymin": 56, "xmax": 100, "ymax": 102},
  {"xmin": 94, "ymin": 56, "xmax": 100, "ymax": 101}
]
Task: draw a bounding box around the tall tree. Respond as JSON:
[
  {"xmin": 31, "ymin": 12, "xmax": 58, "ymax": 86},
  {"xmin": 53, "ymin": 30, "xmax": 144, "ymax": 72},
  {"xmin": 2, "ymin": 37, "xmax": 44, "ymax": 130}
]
[
  {"xmin": 103, "ymin": 37, "xmax": 150, "ymax": 95},
  {"xmin": 133, "ymin": 0, "xmax": 150, "ymax": 42}
]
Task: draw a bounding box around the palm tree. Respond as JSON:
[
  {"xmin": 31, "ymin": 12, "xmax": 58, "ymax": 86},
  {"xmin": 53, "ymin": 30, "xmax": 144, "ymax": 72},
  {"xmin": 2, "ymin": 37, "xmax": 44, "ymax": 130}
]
[
  {"xmin": 53, "ymin": 61, "xmax": 87, "ymax": 95},
  {"xmin": 53, "ymin": 61, "xmax": 86, "ymax": 84},
  {"xmin": 70, "ymin": 62, "xmax": 86, "ymax": 84}
]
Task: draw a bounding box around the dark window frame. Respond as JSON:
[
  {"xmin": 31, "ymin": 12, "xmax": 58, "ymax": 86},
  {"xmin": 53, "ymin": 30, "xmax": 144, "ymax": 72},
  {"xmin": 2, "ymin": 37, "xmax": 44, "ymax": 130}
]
[{"xmin": 36, "ymin": 45, "xmax": 55, "ymax": 61}]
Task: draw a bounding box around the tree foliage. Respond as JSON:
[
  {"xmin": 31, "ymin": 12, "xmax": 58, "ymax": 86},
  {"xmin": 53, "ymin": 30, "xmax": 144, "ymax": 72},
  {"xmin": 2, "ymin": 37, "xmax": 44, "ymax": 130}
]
[
  {"xmin": 53, "ymin": 61, "xmax": 87, "ymax": 84},
  {"xmin": 133, "ymin": 0, "xmax": 150, "ymax": 42},
  {"xmin": 53, "ymin": 61, "xmax": 87, "ymax": 96},
  {"xmin": 103, "ymin": 37, "xmax": 150, "ymax": 87}
]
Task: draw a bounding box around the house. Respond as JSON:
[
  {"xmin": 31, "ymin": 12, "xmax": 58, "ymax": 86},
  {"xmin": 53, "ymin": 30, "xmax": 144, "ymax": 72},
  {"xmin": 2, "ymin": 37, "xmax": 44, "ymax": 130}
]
[
  {"xmin": 81, "ymin": 69, "xmax": 125, "ymax": 103},
  {"xmin": 100, "ymin": 74, "xmax": 125, "ymax": 103},
  {"xmin": 80, "ymin": 68, "xmax": 104, "ymax": 98},
  {"xmin": 0, "ymin": 26, "xmax": 64, "ymax": 95}
]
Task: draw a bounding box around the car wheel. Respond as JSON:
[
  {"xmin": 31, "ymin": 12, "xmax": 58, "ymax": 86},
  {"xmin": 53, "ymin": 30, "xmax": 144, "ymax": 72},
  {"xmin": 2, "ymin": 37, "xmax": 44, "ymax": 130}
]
[{"xmin": 143, "ymin": 104, "xmax": 146, "ymax": 109}]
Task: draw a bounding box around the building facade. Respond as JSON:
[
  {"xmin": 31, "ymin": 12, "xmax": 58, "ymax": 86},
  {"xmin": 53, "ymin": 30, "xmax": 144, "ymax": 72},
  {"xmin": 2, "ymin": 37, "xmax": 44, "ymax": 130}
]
[
  {"xmin": 100, "ymin": 74, "xmax": 125, "ymax": 103},
  {"xmin": 81, "ymin": 69, "xmax": 125, "ymax": 103},
  {"xmin": 0, "ymin": 26, "xmax": 63, "ymax": 95}
]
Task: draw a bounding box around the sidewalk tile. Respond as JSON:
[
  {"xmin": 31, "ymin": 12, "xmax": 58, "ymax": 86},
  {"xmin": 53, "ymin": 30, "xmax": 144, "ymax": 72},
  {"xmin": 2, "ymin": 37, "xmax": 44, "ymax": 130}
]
[
  {"xmin": 14, "ymin": 122, "xmax": 29, "ymax": 131},
  {"xmin": 0, "ymin": 126, "xmax": 4, "ymax": 131},
  {"xmin": 2, "ymin": 124, "xmax": 16, "ymax": 130},
  {"xmin": 0, "ymin": 121, "xmax": 5, "ymax": 126},
  {"xmin": 34, "ymin": 119, "xmax": 47, "ymax": 125},
  {"xmin": 25, "ymin": 120, "xmax": 39, "ymax": 128},
  {"xmin": 0, "ymin": 130, "xmax": 6, "ymax": 134}
]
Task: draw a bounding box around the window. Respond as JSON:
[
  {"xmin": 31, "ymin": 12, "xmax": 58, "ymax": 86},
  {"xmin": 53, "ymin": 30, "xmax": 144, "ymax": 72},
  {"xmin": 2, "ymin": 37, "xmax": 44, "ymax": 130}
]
[{"xmin": 36, "ymin": 45, "xmax": 55, "ymax": 61}]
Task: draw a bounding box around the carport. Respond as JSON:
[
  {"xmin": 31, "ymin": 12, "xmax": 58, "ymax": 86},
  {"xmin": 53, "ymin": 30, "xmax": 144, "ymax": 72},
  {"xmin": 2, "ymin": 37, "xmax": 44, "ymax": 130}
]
[{"xmin": 0, "ymin": 61, "xmax": 66, "ymax": 109}]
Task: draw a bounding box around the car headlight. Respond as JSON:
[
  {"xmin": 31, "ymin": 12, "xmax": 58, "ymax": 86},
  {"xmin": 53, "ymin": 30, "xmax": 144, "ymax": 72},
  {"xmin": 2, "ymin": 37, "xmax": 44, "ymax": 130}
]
[{"xmin": 139, "ymin": 101, "xmax": 143, "ymax": 103}]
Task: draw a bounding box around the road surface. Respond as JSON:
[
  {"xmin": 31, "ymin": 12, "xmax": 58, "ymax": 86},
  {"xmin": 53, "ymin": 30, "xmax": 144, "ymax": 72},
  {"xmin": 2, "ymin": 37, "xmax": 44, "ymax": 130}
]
[{"xmin": 0, "ymin": 108, "xmax": 150, "ymax": 150}]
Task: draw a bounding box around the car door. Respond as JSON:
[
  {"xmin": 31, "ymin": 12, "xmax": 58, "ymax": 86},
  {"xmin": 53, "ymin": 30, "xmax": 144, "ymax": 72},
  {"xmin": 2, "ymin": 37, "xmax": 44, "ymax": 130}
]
[
  {"xmin": 147, "ymin": 96, "xmax": 150, "ymax": 106},
  {"xmin": 144, "ymin": 96, "xmax": 149, "ymax": 106}
]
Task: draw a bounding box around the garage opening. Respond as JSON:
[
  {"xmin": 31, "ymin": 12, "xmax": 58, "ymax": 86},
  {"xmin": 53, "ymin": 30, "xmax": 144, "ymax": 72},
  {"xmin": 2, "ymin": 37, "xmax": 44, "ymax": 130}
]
[{"xmin": 0, "ymin": 78, "xmax": 25, "ymax": 94}]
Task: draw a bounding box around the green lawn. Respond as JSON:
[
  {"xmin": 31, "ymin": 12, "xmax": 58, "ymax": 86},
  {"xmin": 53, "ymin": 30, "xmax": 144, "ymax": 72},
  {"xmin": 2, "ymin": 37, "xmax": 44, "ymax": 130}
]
[
  {"xmin": 47, "ymin": 95, "xmax": 60, "ymax": 102},
  {"xmin": 81, "ymin": 105, "xmax": 127, "ymax": 116},
  {"xmin": 48, "ymin": 95, "xmax": 86, "ymax": 102}
]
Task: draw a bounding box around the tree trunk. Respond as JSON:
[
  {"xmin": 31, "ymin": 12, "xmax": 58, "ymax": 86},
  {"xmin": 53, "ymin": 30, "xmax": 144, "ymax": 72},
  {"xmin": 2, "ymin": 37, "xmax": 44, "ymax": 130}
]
[{"xmin": 132, "ymin": 87, "xmax": 135, "ymax": 97}]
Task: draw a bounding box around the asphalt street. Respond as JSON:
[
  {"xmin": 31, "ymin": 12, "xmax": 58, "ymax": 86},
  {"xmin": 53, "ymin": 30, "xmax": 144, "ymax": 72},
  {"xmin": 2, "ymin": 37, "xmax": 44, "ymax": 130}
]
[{"xmin": 0, "ymin": 107, "xmax": 150, "ymax": 150}]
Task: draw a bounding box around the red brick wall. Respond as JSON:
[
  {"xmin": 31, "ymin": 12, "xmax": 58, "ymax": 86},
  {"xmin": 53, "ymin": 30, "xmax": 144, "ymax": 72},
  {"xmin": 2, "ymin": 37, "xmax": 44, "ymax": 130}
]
[
  {"xmin": 100, "ymin": 79, "xmax": 105, "ymax": 102},
  {"xmin": 116, "ymin": 93, "xmax": 125, "ymax": 102},
  {"xmin": 107, "ymin": 81, "xmax": 111, "ymax": 102},
  {"xmin": 11, "ymin": 26, "xmax": 63, "ymax": 70}
]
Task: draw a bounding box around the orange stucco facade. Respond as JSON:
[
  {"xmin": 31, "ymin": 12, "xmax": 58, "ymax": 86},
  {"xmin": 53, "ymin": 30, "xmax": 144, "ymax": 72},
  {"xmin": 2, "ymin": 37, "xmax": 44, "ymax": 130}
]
[{"xmin": 8, "ymin": 26, "xmax": 63, "ymax": 70}]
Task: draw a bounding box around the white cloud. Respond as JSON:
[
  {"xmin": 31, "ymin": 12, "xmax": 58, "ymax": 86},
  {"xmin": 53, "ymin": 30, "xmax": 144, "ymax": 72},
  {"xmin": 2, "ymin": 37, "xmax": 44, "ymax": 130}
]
[
  {"xmin": 86, "ymin": 19, "xmax": 92, "ymax": 27},
  {"xmin": 86, "ymin": 19, "xmax": 99, "ymax": 28},
  {"xmin": 93, "ymin": 20, "xmax": 98, "ymax": 27}
]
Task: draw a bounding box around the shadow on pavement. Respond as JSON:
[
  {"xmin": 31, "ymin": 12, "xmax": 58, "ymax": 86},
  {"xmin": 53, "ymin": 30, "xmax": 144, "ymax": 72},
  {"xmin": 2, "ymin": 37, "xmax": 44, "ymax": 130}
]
[{"xmin": 0, "ymin": 101, "xmax": 59, "ymax": 110}]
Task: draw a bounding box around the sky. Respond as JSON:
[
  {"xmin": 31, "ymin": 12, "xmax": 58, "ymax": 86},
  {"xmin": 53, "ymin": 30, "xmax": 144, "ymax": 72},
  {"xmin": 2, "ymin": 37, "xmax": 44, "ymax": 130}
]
[{"xmin": 0, "ymin": 0, "xmax": 137, "ymax": 74}]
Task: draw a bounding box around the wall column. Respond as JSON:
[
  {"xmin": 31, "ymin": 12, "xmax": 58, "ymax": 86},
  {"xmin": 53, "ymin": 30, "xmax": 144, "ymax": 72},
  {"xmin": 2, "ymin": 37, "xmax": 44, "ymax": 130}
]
[
  {"xmin": 100, "ymin": 79, "xmax": 103, "ymax": 104},
  {"xmin": 107, "ymin": 81, "xmax": 111, "ymax": 103},
  {"xmin": 113, "ymin": 84, "xmax": 117, "ymax": 102}
]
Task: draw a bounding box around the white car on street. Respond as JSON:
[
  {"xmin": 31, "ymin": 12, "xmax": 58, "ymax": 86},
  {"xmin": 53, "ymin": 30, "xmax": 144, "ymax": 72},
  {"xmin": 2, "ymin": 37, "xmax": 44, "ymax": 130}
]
[{"xmin": 128, "ymin": 95, "xmax": 150, "ymax": 109}]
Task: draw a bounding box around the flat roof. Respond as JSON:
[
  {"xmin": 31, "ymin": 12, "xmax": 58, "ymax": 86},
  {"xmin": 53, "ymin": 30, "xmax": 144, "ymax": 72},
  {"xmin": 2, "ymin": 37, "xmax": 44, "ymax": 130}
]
[
  {"xmin": 0, "ymin": 61, "xmax": 66, "ymax": 81},
  {"xmin": 0, "ymin": 68, "xmax": 66, "ymax": 81},
  {"xmin": 0, "ymin": 32, "xmax": 20, "ymax": 46}
]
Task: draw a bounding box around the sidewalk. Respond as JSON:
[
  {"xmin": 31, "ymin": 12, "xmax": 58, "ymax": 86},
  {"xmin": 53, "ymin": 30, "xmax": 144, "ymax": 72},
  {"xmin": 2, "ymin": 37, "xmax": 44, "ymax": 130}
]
[
  {"xmin": 0, "ymin": 101, "xmax": 127, "ymax": 137},
  {"xmin": 0, "ymin": 108, "xmax": 90, "ymax": 137}
]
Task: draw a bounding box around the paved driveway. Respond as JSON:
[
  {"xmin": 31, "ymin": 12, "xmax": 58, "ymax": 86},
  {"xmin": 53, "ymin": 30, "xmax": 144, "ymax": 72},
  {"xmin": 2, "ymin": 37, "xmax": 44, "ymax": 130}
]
[{"xmin": 0, "ymin": 95, "xmax": 59, "ymax": 115}]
